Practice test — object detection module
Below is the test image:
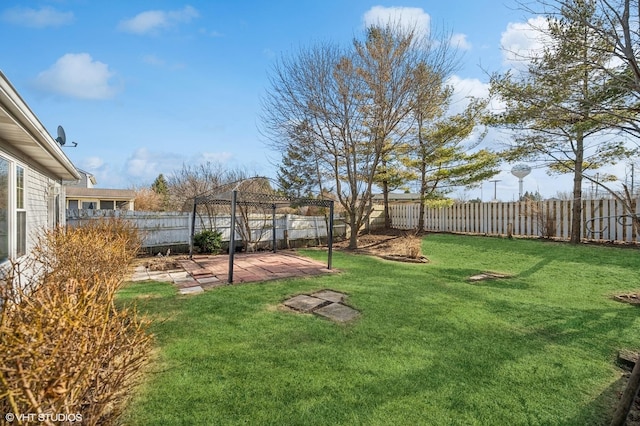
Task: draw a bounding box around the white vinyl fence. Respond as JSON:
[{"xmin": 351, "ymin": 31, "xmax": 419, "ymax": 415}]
[
  {"xmin": 389, "ymin": 198, "xmax": 639, "ymax": 243},
  {"xmin": 66, "ymin": 210, "xmax": 346, "ymax": 250}
]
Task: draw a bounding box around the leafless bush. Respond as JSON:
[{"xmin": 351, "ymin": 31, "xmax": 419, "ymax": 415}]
[
  {"xmin": 31, "ymin": 218, "xmax": 141, "ymax": 282},
  {"xmin": 390, "ymin": 232, "xmax": 423, "ymax": 259},
  {"xmin": 525, "ymin": 200, "xmax": 556, "ymax": 239},
  {"xmin": 0, "ymin": 219, "xmax": 152, "ymax": 425},
  {"xmin": 133, "ymin": 187, "xmax": 162, "ymax": 211},
  {"xmin": 404, "ymin": 234, "xmax": 423, "ymax": 259}
]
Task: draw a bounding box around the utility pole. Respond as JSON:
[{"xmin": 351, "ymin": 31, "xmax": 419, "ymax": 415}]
[
  {"xmin": 489, "ymin": 179, "xmax": 500, "ymax": 201},
  {"xmin": 632, "ymin": 163, "xmax": 635, "ymax": 197}
]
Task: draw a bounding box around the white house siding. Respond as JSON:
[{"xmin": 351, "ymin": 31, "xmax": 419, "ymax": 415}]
[
  {"xmin": 0, "ymin": 146, "xmax": 63, "ymax": 261},
  {"xmin": 26, "ymin": 166, "xmax": 63, "ymax": 253}
]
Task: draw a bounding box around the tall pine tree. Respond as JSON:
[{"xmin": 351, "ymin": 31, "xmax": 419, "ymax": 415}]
[{"xmin": 489, "ymin": 0, "xmax": 632, "ymax": 243}]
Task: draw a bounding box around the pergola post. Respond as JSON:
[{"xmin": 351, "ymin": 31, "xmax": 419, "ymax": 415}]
[
  {"xmin": 228, "ymin": 190, "xmax": 237, "ymax": 283},
  {"xmin": 328, "ymin": 201, "xmax": 334, "ymax": 270},
  {"xmin": 272, "ymin": 203, "xmax": 277, "ymax": 253},
  {"xmin": 189, "ymin": 198, "xmax": 197, "ymax": 259}
]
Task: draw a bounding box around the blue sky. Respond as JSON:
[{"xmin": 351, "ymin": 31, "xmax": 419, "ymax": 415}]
[{"xmin": 0, "ymin": 1, "xmax": 591, "ymax": 200}]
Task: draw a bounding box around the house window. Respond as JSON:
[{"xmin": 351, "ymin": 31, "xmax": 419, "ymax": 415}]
[
  {"xmin": 82, "ymin": 201, "xmax": 95, "ymax": 209},
  {"xmin": 99, "ymin": 200, "xmax": 114, "ymax": 210},
  {"xmin": 116, "ymin": 201, "xmax": 129, "ymax": 210},
  {"xmin": 16, "ymin": 166, "xmax": 25, "ymax": 257},
  {"xmin": 0, "ymin": 156, "xmax": 26, "ymax": 261},
  {"xmin": 68, "ymin": 200, "xmax": 78, "ymax": 210},
  {"xmin": 0, "ymin": 157, "xmax": 8, "ymax": 262}
]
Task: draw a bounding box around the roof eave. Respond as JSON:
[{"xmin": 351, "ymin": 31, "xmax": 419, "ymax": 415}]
[{"xmin": 0, "ymin": 71, "xmax": 80, "ymax": 181}]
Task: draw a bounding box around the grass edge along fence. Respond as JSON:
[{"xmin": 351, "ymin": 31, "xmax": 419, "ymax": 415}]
[{"xmin": 389, "ymin": 198, "xmax": 640, "ymax": 243}]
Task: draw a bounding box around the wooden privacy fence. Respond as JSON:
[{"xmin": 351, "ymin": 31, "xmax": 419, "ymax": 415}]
[
  {"xmin": 66, "ymin": 210, "xmax": 346, "ymax": 250},
  {"xmin": 389, "ymin": 198, "xmax": 639, "ymax": 243}
]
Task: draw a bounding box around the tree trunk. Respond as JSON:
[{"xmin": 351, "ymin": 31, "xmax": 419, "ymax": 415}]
[
  {"xmin": 418, "ymin": 198, "xmax": 426, "ymax": 232},
  {"xmin": 382, "ymin": 179, "xmax": 391, "ymax": 229},
  {"xmin": 348, "ymin": 213, "xmax": 359, "ymax": 249},
  {"xmin": 417, "ymin": 163, "xmax": 427, "ymax": 231},
  {"xmin": 570, "ymin": 133, "xmax": 584, "ymax": 244}
]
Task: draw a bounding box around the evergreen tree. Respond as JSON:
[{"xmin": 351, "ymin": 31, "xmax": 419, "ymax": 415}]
[
  {"xmin": 489, "ymin": 0, "xmax": 632, "ymax": 243},
  {"xmin": 407, "ymin": 80, "xmax": 500, "ymax": 230},
  {"xmin": 276, "ymin": 143, "xmax": 316, "ymax": 199},
  {"xmin": 151, "ymin": 173, "xmax": 169, "ymax": 211}
]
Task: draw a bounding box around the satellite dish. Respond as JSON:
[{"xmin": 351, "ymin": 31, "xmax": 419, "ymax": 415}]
[
  {"xmin": 511, "ymin": 164, "xmax": 531, "ymax": 179},
  {"xmin": 56, "ymin": 125, "xmax": 66, "ymax": 145},
  {"xmin": 55, "ymin": 125, "xmax": 78, "ymax": 147}
]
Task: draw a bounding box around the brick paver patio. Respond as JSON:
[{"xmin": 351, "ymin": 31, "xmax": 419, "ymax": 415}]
[{"xmin": 129, "ymin": 251, "xmax": 335, "ymax": 294}]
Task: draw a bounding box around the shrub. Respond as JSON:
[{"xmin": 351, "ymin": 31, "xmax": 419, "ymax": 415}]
[
  {"xmin": 193, "ymin": 230, "xmax": 223, "ymax": 254},
  {"xmin": 390, "ymin": 232, "xmax": 424, "ymax": 259},
  {"xmin": 404, "ymin": 234, "xmax": 423, "ymax": 259},
  {"xmin": 0, "ymin": 218, "xmax": 152, "ymax": 425},
  {"xmin": 32, "ymin": 218, "xmax": 141, "ymax": 282}
]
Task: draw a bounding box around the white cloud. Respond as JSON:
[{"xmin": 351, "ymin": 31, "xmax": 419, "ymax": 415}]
[
  {"xmin": 83, "ymin": 156, "xmax": 105, "ymax": 170},
  {"xmin": 450, "ymin": 33, "xmax": 471, "ymax": 50},
  {"xmin": 447, "ymin": 75, "xmax": 489, "ymax": 99},
  {"xmin": 445, "ymin": 75, "xmax": 490, "ymax": 115},
  {"xmin": 1, "ymin": 6, "xmax": 73, "ymax": 28},
  {"xmin": 500, "ymin": 16, "xmax": 550, "ymax": 69},
  {"xmin": 34, "ymin": 53, "xmax": 118, "ymax": 100},
  {"xmin": 125, "ymin": 148, "xmax": 233, "ymax": 184},
  {"xmin": 126, "ymin": 148, "xmax": 170, "ymax": 180},
  {"xmin": 118, "ymin": 5, "xmax": 199, "ymax": 35},
  {"xmin": 200, "ymin": 152, "xmax": 233, "ymax": 163},
  {"xmin": 77, "ymin": 156, "xmax": 112, "ymax": 187},
  {"xmin": 362, "ymin": 6, "xmax": 430, "ymax": 36}
]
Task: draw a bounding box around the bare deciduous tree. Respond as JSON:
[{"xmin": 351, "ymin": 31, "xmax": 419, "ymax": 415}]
[{"xmin": 262, "ymin": 23, "xmax": 458, "ymax": 248}]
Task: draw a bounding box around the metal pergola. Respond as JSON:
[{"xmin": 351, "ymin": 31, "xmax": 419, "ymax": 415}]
[{"xmin": 189, "ymin": 187, "xmax": 334, "ymax": 283}]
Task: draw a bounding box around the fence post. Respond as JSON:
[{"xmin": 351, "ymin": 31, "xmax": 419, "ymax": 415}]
[{"xmin": 284, "ymin": 214, "xmax": 290, "ymax": 249}]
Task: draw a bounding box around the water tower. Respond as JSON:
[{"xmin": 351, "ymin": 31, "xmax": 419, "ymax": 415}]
[{"xmin": 511, "ymin": 164, "xmax": 531, "ymax": 199}]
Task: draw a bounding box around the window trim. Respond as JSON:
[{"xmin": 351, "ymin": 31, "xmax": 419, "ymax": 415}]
[
  {"xmin": 15, "ymin": 164, "xmax": 26, "ymax": 257},
  {"xmin": 0, "ymin": 154, "xmax": 28, "ymax": 262}
]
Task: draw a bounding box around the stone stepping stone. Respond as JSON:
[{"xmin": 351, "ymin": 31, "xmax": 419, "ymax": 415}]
[
  {"xmin": 129, "ymin": 272, "xmax": 150, "ymax": 282},
  {"xmin": 168, "ymin": 271, "xmax": 192, "ymax": 281},
  {"xmin": 281, "ymin": 290, "xmax": 360, "ymax": 323},
  {"xmin": 197, "ymin": 276, "xmax": 220, "ymax": 285},
  {"xmin": 180, "ymin": 286, "xmax": 204, "ymax": 295},
  {"xmin": 314, "ymin": 302, "xmax": 359, "ymax": 323},
  {"xmin": 150, "ymin": 273, "xmax": 172, "ymax": 282},
  {"xmin": 468, "ymin": 272, "xmax": 511, "ymax": 282},
  {"xmin": 283, "ymin": 295, "xmax": 330, "ymax": 313},
  {"xmin": 311, "ymin": 290, "xmax": 345, "ymax": 303}
]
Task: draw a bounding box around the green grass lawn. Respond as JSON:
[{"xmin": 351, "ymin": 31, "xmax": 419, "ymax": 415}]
[{"xmin": 118, "ymin": 234, "xmax": 640, "ymax": 425}]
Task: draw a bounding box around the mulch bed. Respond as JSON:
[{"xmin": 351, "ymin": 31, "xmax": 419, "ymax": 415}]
[{"xmin": 333, "ymin": 229, "xmax": 429, "ymax": 263}]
